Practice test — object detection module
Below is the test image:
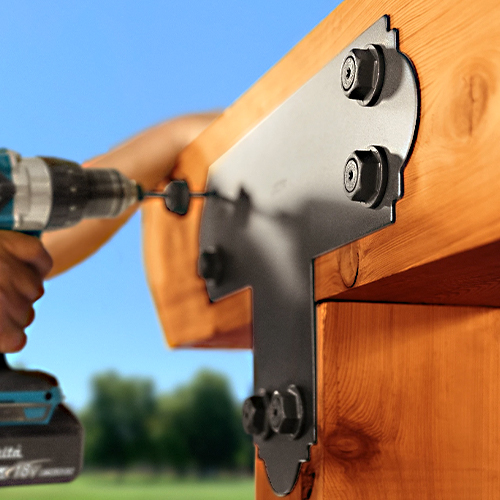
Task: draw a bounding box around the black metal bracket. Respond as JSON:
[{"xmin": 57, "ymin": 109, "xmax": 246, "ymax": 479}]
[{"xmin": 198, "ymin": 16, "xmax": 419, "ymax": 496}]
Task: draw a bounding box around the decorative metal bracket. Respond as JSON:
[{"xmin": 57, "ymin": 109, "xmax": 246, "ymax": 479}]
[{"xmin": 198, "ymin": 16, "xmax": 419, "ymax": 496}]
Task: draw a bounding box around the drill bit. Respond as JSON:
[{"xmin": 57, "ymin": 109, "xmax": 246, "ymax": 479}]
[{"xmin": 143, "ymin": 179, "xmax": 216, "ymax": 215}]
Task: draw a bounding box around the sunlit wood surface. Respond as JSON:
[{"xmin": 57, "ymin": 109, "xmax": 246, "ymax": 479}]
[
  {"xmin": 142, "ymin": 0, "xmax": 500, "ymax": 497},
  {"xmin": 143, "ymin": 0, "xmax": 500, "ymax": 347}
]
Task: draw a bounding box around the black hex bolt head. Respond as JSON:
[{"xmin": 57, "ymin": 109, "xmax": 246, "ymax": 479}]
[
  {"xmin": 343, "ymin": 146, "xmax": 388, "ymax": 208},
  {"xmin": 268, "ymin": 385, "xmax": 304, "ymax": 439},
  {"xmin": 198, "ymin": 246, "xmax": 225, "ymax": 285},
  {"xmin": 164, "ymin": 180, "xmax": 191, "ymax": 215},
  {"xmin": 242, "ymin": 396, "xmax": 266, "ymax": 436},
  {"xmin": 341, "ymin": 45, "xmax": 385, "ymax": 106}
]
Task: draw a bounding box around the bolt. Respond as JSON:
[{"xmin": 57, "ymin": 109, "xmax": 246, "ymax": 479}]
[
  {"xmin": 242, "ymin": 395, "xmax": 267, "ymax": 436},
  {"xmin": 268, "ymin": 385, "xmax": 304, "ymax": 438},
  {"xmin": 198, "ymin": 246, "xmax": 225, "ymax": 284},
  {"xmin": 343, "ymin": 146, "xmax": 388, "ymax": 208},
  {"xmin": 164, "ymin": 180, "xmax": 191, "ymax": 215},
  {"xmin": 341, "ymin": 45, "xmax": 385, "ymax": 106}
]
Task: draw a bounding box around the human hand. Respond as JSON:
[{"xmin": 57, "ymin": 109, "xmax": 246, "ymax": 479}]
[
  {"xmin": 83, "ymin": 112, "xmax": 220, "ymax": 191},
  {"xmin": 0, "ymin": 232, "xmax": 53, "ymax": 352}
]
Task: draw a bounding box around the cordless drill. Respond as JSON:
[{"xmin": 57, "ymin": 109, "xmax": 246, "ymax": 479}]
[
  {"xmin": 0, "ymin": 149, "xmax": 144, "ymax": 486},
  {"xmin": 0, "ymin": 148, "xmax": 206, "ymax": 486}
]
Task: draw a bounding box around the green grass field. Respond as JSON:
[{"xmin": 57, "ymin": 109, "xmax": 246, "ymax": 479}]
[{"xmin": 1, "ymin": 473, "xmax": 254, "ymax": 500}]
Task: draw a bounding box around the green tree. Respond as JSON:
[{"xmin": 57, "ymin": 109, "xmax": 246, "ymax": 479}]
[
  {"xmin": 178, "ymin": 370, "xmax": 243, "ymax": 472},
  {"xmin": 81, "ymin": 368, "xmax": 254, "ymax": 474},
  {"xmin": 148, "ymin": 370, "xmax": 254, "ymax": 474},
  {"xmin": 81, "ymin": 372, "xmax": 156, "ymax": 469},
  {"xmin": 233, "ymin": 404, "xmax": 255, "ymax": 472},
  {"xmin": 148, "ymin": 392, "xmax": 191, "ymax": 472}
]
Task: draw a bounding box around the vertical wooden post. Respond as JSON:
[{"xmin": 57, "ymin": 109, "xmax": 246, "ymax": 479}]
[{"xmin": 257, "ymin": 302, "xmax": 500, "ymax": 499}]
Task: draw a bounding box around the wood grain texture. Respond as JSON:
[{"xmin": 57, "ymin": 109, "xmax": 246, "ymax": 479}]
[
  {"xmin": 330, "ymin": 239, "xmax": 500, "ymax": 307},
  {"xmin": 314, "ymin": 0, "xmax": 500, "ymax": 303},
  {"xmin": 140, "ymin": 2, "xmax": 500, "ymax": 497},
  {"xmin": 258, "ymin": 302, "xmax": 500, "ymax": 499},
  {"xmin": 142, "ymin": 0, "xmax": 500, "ymax": 348}
]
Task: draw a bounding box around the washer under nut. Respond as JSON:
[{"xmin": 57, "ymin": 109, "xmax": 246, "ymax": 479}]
[
  {"xmin": 268, "ymin": 385, "xmax": 304, "ymax": 439},
  {"xmin": 341, "ymin": 45, "xmax": 385, "ymax": 106},
  {"xmin": 242, "ymin": 390, "xmax": 271, "ymax": 438},
  {"xmin": 343, "ymin": 146, "xmax": 388, "ymax": 208}
]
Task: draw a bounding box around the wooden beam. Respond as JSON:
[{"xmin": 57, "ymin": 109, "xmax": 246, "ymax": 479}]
[
  {"xmin": 321, "ymin": 239, "xmax": 500, "ymax": 307},
  {"xmin": 140, "ymin": 1, "xmax": 500, "ymax": 496},
  {"xmin": 142, "ymin": 0, "xmax": 500, "ymax": 348}
]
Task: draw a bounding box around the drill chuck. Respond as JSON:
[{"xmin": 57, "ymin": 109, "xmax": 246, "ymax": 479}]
[
  {"xmin": 40, "ymin": 157, "xmax": 141, "ymax": 230},
  {"xmin": 78, "ymin": 168, "xmax": 142, "ymax": 220},
  {"xmin": 0, "ymin": 150, "xmax": 142, "ymax": 232}
]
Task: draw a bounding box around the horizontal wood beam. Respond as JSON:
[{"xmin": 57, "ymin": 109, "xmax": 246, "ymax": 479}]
[{"xmin": 142, "ymin": 0, "xmax": 500, "ymax": 348}]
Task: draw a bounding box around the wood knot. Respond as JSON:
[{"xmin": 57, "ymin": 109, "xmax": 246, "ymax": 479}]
[
  {"xmin": 337, "ymin": 242, "xmax": 359, "ymax": 288},
  {"xmin": 447, "ymin": 59, "xmax": 495, "ymax": 139},
  {"xmin": 326, "ymin": 421, "xmax": 379, "ymax": 464}
]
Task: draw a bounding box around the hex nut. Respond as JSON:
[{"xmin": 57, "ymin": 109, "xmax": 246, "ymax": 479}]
[
  {"xmin": 343, "ymin": 146, "xmax": 388, "ymax": 208},
  {"xmin": 242, "ymin": 395, "xmax": 266, "ymax": 436},
  {"xmin": 198, "ymin": 246, "xmax": 225, "ymax": 285},
  {"xmin": 268, "ymin": 385, "xmax": 304, "ymax": 439},
  {"xmin": 164, "ymin": 179, "xmax": 191, "ymax": 215},
  {"xmin": 341, "ymin": 45, "xmax": 385, "ymax": 106}
]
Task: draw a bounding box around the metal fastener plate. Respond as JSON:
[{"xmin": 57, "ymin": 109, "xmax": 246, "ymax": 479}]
[{"xmin": 199, "ymin": 16, "xmax": 419, "ymax": 496}]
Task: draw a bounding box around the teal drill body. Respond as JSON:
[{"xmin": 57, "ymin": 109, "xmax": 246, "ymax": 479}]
[{"xmin": 0, "ymin": 149, "xmax": 143, "ymax": 486}]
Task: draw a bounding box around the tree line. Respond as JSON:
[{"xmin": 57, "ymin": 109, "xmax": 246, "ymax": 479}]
[{"xmin": 80, "ymin": 369, "xmax": 254, "ymax": 473}]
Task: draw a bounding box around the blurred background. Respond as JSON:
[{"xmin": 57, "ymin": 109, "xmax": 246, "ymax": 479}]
[{"xmin": 1, "ymin": 0, "xmax": 341, "ymax": 498}]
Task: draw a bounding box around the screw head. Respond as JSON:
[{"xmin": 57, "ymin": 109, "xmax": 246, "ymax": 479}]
[
  {"xmin": 344, "ymin": 159, "xmax": 359, "ymax": 193},
  {"xmin": 341, "ymin": 45, "xmax": 385, "ymax": 106},
  {"xmin": 242, "ymin": 395, "xmax": 266, "ymax": 436},
  {"xmin": 343, "ymin": 146, "xmax": 388, "ymax": 208},
  {"xmin": 341, "ymin": 56, "xmax": 356, "ymax": 91},
  {"xmin": 268, "ymin": 385, "xmax": 304, "ymax": 439},
  {"xmin": 198, "ymin": 246, "xmax": 225, "ymax": 284}
]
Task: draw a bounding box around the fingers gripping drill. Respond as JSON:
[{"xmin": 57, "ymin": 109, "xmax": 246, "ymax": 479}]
[{"xmin": 0, "ymin": 149, "xmax": 207, "ymax": 486}]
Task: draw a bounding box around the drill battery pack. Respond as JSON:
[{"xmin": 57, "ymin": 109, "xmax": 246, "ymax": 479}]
[
  {"xmin": 0, "ymin": 356, "xmax": 83, "ymax": 486},
  {"xmin": 0, "ymin": 405, "xmax": 83, "ymax": 486}
]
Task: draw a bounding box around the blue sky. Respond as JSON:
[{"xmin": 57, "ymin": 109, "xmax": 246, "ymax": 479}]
[{"xmin": 2, "ymin": 0, "xmax": 341, "ymax": 410}]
